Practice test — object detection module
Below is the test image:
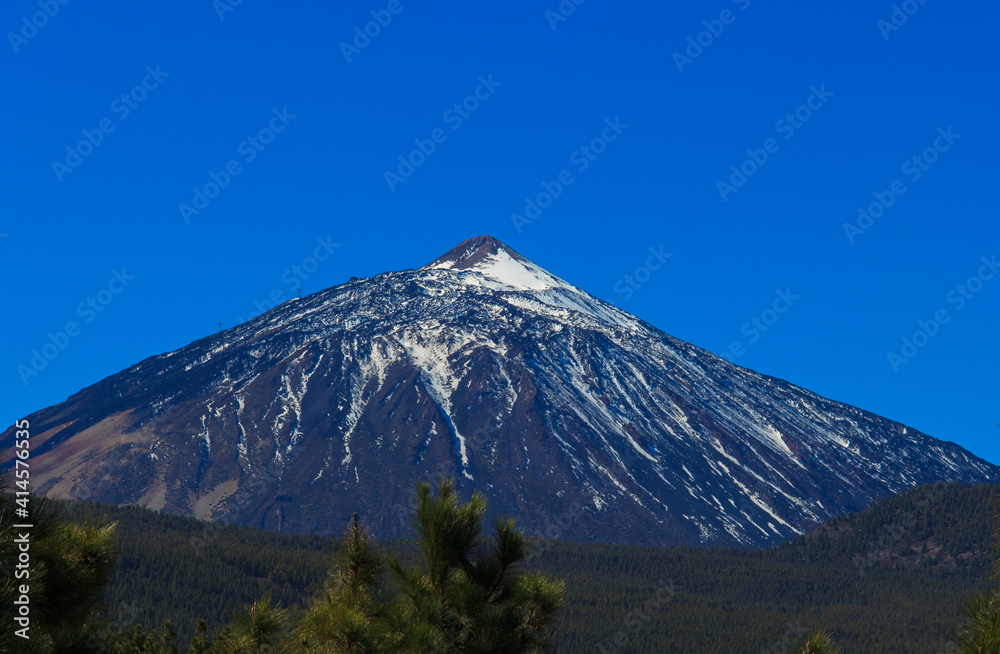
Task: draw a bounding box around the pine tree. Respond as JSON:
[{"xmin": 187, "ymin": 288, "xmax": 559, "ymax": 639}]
[
  {"xmin": 955, "ymin": 591, "xmax": 1000, "ymax": 653},
  {"xmin": 381, "ymin": 478, "xmax": 564, "ymax": 653},
  {"xmin": 0, "ymin": 455, "xmax": 117, "ymax": 654},
  {"xmin": 214, "ymin": 597, "xmax": 289, "ymax": 654},
  {"xmin": 793, "ymin": 631, "xmax": 842, "ymax": 654},
  {"xmin": 187, "ymin": 618, "xmax": 213, "ymax": 654},
  {"xmin": 160, "ymin": 621, "xmax": 179, "ymax": 654},
  {"xmin": 290, "ymin": 513, "xmax": 384, "ymax": 653},
  {"xmin": 289, "ymin": 479, "xmax": 564, "ymax": 653}
]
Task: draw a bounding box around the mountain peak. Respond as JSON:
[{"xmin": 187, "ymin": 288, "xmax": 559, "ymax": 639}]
[
  {"xmin": 423, "ymin": 235, "xmax": 564, "ymax": 292},
  {"xmin": 424, "ymin": 235, "xmax": 518, "ymax": 270}
]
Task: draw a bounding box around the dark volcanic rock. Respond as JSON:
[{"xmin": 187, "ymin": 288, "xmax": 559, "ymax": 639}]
[{"xmin": 5, "ymin": 236, "xmax": 997, "ymax": 547}]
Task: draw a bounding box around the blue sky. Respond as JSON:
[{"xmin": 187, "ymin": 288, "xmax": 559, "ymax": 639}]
[{"xmin": 3, "ymin": 0, "xmax": 998, "ymax": 464}]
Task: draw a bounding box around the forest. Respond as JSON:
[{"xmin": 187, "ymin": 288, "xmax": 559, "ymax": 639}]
[{"xmin": 2, "ymin": 480, "xmax": 1000, "ymax": 653}]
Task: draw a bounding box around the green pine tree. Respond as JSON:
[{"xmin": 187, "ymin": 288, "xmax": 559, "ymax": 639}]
[
  {"xmin": 289, "ymin": 478, "xmax": 564, "ymax": 653},
  {"xmin": 955, "ymin": 590, "xmax": 1000, "ymax": 653},
  {"xmin": 380, "ymin": 478, "xmax": 564, "ymax": 653},
  {"xmin": 214, "ymin": 597, "xmax": 289, "ymax": 654},
  {"xmin": 186, "ymin": 619, "xmax": 213, "ymax": 654},
  {"xmin": 797, "ymin": 631, "xmax": 841, "ymax": 654},
  {"xmin": 0, "ymin": 454, "xmax": 117, "ymax": 654},
  {"xmin": 160, "ymin": 621, "xmax": 179, "ymax": 654},
  {"xmin": 290, "ymin": 512, "xmax": 384, "ymax": 653}
]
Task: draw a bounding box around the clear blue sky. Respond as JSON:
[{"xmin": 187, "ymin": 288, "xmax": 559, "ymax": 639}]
[{"xmin": 3, "ymin": 1, "xmax": 998, "ymax": 464}]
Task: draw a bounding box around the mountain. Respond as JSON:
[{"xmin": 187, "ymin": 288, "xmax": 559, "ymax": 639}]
[{"xmin": 4, "ymin": 235, "xmax": 998, "ymax": 547}]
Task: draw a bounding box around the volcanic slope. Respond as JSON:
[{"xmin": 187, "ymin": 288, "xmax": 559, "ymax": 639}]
[{"xmin": 8, "ymin": 235, "xmax": 997, "ymax": 547}]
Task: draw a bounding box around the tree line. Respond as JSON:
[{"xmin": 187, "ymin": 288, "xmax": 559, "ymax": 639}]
[{"xmin": 2, "ymin": 473, "xmax": 1000, "ymax": 652}]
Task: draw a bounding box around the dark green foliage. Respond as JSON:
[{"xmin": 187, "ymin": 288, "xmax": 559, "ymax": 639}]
[
  {"xmin": 953, "ymin": 495, "xmax": 1000, "ymax": 654},
  {"xmin": 56, "ymin": 499, "xmax": 333, "ymax": 646},
  {"xmin": 378, "ymin": 479, "xmax": 564, "ymax": 652},
  {"xmin": 90, "ymin": 620, "xmax": 185, "ymax": 654},
  {"xmin": 188, "ymin": 619, "xmax": 213, "ymax": 654},
  {"xmin": 288, "ymin": 479, "xmax": 565, "ymax": 653},
  {"xmin": 0, "ymin": 474, "xmax": 116, "ymax": 653},
  {"xmin": 528, "ymin": 482, "xmax": 1000, "ymax": 653},
  {"xmin": 290, "ymin": 513, "xmax": 384, "ymax": 653},
  {"xmin": 954, "ymin": 589, "xmax": 1000, "ymax": 653},
  {"xmin": 49, "ymin": 482, "xmax": 1000, "ymax": 653},
  {"xmin": 214, "ymin": 597, "xmax": 289, "ymax": 653},
  {"xmin": 794, "ymin": 631, "xmax": 842, "ymax": 654}
]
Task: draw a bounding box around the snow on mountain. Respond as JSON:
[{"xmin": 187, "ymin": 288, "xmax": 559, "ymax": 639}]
[{"xmin": 5, "ymin": 235, "xmax": 997, "ymax": 547}]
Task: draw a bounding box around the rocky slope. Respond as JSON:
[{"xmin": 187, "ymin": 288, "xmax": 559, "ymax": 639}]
[{"xmin": 5, "ymin": 236, "xmax": 997, "ymax": 547}]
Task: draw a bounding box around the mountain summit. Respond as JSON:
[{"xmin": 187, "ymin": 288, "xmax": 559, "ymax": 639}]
[
  {"xmin": 6, "ymin": 237, "xmax": 997, "ymax": 547},
  {"xmin": 425, "ymin": 235, "xmax": 515, "ymax": 269},
  {"xmin": 424, "ymin": 235, "xmax": 569, "ymax": 292}
]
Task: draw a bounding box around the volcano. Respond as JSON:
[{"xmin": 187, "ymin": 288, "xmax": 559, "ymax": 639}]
[{"xmin": 6, "ymin": 235, "xmax": 996, "ymax": 547}]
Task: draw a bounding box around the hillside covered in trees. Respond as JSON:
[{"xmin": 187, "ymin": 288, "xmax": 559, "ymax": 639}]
[{"xmin": 13, "ymin": 481, "xmax": 993, "ymax": 652}]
